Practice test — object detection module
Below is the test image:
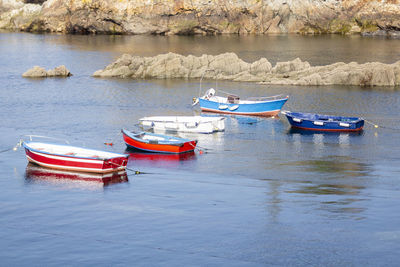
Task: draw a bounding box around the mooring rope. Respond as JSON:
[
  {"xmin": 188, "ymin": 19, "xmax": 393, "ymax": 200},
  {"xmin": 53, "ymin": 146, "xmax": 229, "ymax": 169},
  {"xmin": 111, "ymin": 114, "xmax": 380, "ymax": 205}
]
[
  {"xmin": 0, "ymin": 139, "xmax": 23, "ymax": 154},
  {"xmin": 364, "ymin": 119, "xmax": 400, "ymax": 131},
  {"xmin": 0, "ymin": 147, "xmax": 14, "ymax": 153},
  {"xmin": 188, "ymin": 141, "xmax": 213, "ymax": 154},
  {"xmin": 364, "ymin": 119, "xmax": 379, "ymax": 129},
  {"xmin": 107, "ymin": 161, "xmax": 142, "ymax": 175}
]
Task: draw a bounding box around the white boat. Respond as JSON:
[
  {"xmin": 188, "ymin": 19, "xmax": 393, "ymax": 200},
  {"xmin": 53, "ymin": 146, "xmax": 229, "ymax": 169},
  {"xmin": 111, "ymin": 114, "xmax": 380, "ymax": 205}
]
[{"xmin": 138, "ymin": 116, "xmax": 225, "ymax": 134}]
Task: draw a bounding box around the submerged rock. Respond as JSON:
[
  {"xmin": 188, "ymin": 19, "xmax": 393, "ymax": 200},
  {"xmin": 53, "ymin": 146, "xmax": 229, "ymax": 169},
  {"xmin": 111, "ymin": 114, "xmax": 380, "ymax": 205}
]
[
  {"xmin": 93, "ymin": 53, "xmax": 400, "ymax": 87},
  {"xmin": 23, "ymin": 65, "xmax": 72, "ymax": 77}
]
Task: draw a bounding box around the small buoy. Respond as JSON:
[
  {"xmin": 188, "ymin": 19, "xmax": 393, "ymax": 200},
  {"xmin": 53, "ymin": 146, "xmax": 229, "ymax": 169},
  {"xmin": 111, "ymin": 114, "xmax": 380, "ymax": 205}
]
[
  {"xmin": 104, "ymin": 142, "xmax": 113, "ymax": 146},
  {"xmin": 375, "ymin": 125, "xmax": 379, "ymax": 128},
  {"xmin": 199, "ymin": 150, "xmax": 204, "ymax": 155}
]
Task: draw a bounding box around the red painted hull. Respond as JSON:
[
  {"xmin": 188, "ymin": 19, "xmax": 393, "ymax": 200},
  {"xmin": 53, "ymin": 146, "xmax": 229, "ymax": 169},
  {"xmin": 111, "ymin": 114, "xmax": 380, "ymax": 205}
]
[
  {"xmin": 24, "ymin": 147, "xmax": 128, "ymax": 173},
  {"xmin": 122, "ymin": 131, "xmax": 197, "ymax": 154}
]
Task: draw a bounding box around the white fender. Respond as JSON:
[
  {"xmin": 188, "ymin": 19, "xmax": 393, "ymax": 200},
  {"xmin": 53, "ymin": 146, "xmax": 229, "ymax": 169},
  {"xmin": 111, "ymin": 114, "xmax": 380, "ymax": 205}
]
[
  {"xmin": 204, "ymin": 88, "xmax": 215, "ymax": 99},
  {"xmin": 228, "ymin": 105, "xmax": 239, "ymax": 111}
]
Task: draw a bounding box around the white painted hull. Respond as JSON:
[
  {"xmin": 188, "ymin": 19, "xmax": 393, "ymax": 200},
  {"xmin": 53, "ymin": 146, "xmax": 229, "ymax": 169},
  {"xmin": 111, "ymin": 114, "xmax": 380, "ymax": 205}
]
[{"xmin": 139, "ymin": 116, "xmax": 225, "ymax": 134}]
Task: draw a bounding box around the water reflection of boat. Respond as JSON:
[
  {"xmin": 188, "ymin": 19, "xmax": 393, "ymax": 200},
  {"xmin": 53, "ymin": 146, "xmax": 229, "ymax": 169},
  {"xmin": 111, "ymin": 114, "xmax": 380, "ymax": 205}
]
[
  {"xmin": 25, "ymin": 163, "xmax": 128, "ymax": 186},
  {"xmin": 287, "ymin": 127, "xmax": 364, "ymax": 136},
  {"xmin": 126, "ymin": 150, "xmax": 196, "ymax": 162}
]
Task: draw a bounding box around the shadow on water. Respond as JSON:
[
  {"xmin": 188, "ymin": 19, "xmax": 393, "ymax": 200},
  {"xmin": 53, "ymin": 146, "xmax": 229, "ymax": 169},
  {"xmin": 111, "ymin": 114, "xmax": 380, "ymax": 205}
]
[{"xmin": 24, "ymin": 163, "xmax": 129, "ymax": 189}]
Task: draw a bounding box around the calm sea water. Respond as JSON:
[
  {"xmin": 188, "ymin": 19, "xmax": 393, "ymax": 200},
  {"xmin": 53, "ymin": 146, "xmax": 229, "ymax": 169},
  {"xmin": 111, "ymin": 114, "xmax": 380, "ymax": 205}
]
[{"xmin": 1, "ymin": 32, "xmax": 400, "ymax": 266}]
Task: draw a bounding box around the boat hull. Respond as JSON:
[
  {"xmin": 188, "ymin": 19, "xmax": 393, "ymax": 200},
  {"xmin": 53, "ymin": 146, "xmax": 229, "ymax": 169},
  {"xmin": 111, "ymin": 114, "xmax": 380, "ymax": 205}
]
[
  {"xmin": 199, "ymin": 97, "xmax": 288, "ymax": 117},
  {"xmin": 122, "ymin": 129, "xmax": 197, "ymax": 154},
  {"xmin": 23, "ymin": 143, "xmax": 128, "ymax": 173},
  {"xmin": 284, "ymin": 112, "xmax": 364, "ymax": 132}
]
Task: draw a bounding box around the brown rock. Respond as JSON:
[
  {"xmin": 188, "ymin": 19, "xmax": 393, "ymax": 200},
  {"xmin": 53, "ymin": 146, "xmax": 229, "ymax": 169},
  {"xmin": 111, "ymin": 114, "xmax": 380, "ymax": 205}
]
[
  {"xmin": 22, "ymin": 66, "xmax": 47, "ymax": 77},
  {"xmin": 1, "ymin": 0, "xmax": 399, "ymax": 35},
  {"xmin": 23, "ymin": 65, "xmax": 72, "ymax": 77},
  {"xmin": 93, "ymin": 52, "xmax": 400, "ymax": 86}
]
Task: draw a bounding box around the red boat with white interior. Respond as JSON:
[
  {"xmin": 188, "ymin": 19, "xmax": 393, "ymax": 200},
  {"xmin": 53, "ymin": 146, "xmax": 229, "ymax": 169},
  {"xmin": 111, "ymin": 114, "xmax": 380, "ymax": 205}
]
[
  {"xmin": 122, "ymin": 129, "xmax": 197, "ymax": 154},
  {"xmin": 23, "ymin": 141, "xmax": 128, "ymax": 173}
]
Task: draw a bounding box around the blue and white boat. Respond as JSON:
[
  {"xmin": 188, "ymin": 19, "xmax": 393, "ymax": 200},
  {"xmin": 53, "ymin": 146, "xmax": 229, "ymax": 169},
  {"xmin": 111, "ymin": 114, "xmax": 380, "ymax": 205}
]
[
  {"xmin": 194, "ymin": 88, "xmax": 289, "ymax": 117},
  {"xmin": 282, "ymin": 111, "xmax": 364, "ymax": 132}
]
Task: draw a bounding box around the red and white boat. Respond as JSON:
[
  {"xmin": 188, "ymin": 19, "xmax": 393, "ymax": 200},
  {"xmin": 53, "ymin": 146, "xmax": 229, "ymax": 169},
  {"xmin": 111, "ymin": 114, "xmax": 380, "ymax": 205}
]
[
  {"xmin": 23, "ymin": 141, "xmax": 128, "ymax": 173},
  {"xmin": 122, "ymin": 129, "xmax": 197, "ymax": 154}
]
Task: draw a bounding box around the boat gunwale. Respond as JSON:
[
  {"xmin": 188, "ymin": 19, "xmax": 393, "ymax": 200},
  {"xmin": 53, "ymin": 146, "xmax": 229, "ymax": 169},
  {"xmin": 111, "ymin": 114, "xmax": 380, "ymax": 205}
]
[
  {"xmin": 139, "ymin": 116, "xmax": 226, "ymax": 123},
  {"xmin": 200, "ymin": 107, "xmax": 281, "ymax": 116},
  {"xmin": 202, "ymin": 95, "xmax": 289, "ymax": 105},
  {"xmin": 23, "ymin": 142, "xmax": 128, "ymax": 161}
]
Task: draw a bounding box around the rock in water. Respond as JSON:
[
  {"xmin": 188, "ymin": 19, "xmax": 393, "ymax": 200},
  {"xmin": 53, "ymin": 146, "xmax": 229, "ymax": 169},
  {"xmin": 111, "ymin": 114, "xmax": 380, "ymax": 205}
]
[
  {"xmin": 47, "ymin": 65, "xmax": 72, "ymax": 77},
  {"xmin": 93, "ymin": 52, "xmax": 400, "ymax": 87},
  {"xmin": 23, "ymin": 65, "xmax": 72, "ymax": 78},
  {"xmin": 22, "ymin": 66, "xmax": 47, "ymax": 77}
]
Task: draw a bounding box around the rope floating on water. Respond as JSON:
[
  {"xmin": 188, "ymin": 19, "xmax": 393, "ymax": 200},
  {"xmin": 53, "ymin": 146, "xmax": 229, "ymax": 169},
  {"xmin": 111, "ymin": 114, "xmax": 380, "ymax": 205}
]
[
  {"xmin": 0, "ymin": 140, "xmax": 23, "ymax": 154},
  {"xmin": 107, "ymin": 161, "xmax": 141, "ymax": 175},
  {"xmin": 364, "ymin": 119, "xmax": 400, "ymax": 130},
  {"xmin": 0, "ymin": 147, "xmax": 14, "ymax": 154},
  {"xmin": 364, "ymin": 119, "xmax": 379, "ymax": 129}
]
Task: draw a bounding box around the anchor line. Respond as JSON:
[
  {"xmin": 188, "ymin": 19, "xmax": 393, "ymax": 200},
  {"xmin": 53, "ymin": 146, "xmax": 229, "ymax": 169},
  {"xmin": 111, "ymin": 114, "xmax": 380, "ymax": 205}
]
[
  {"xmin": 107, "ymin": 161, "xmax": 141, "ymax": 175},
  {"xmin": 0, "ymin": 139, "xmax": 23, "ymax": 154},
  {"xmin": 0, "ymin": 147, "xmax": 14, "ymax": 154},
  {"xmin": 364, "ymin": 119, "xmax": 400, "ymax": 131},
  {"xmin": 188, "ymin": 141, "xmax": 214, "ymax": 153}
]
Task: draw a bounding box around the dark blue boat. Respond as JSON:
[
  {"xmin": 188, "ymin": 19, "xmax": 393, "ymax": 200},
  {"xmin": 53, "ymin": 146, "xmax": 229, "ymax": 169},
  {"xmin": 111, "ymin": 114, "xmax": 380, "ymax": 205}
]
[{"xmin": 282, "ymin": 111, "xmax": 364, "ymax": 132}]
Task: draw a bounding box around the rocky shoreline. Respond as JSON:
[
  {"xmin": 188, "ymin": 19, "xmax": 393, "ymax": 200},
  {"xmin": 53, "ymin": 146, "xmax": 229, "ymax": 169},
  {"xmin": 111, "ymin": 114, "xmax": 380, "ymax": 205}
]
[
  {"xmin": 1, "ymin": 0, "xmax": 399, "ymax": 36},
  {"xmin": 92, "ymin": 52, "xmax": 400, "ymax": 87}
]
